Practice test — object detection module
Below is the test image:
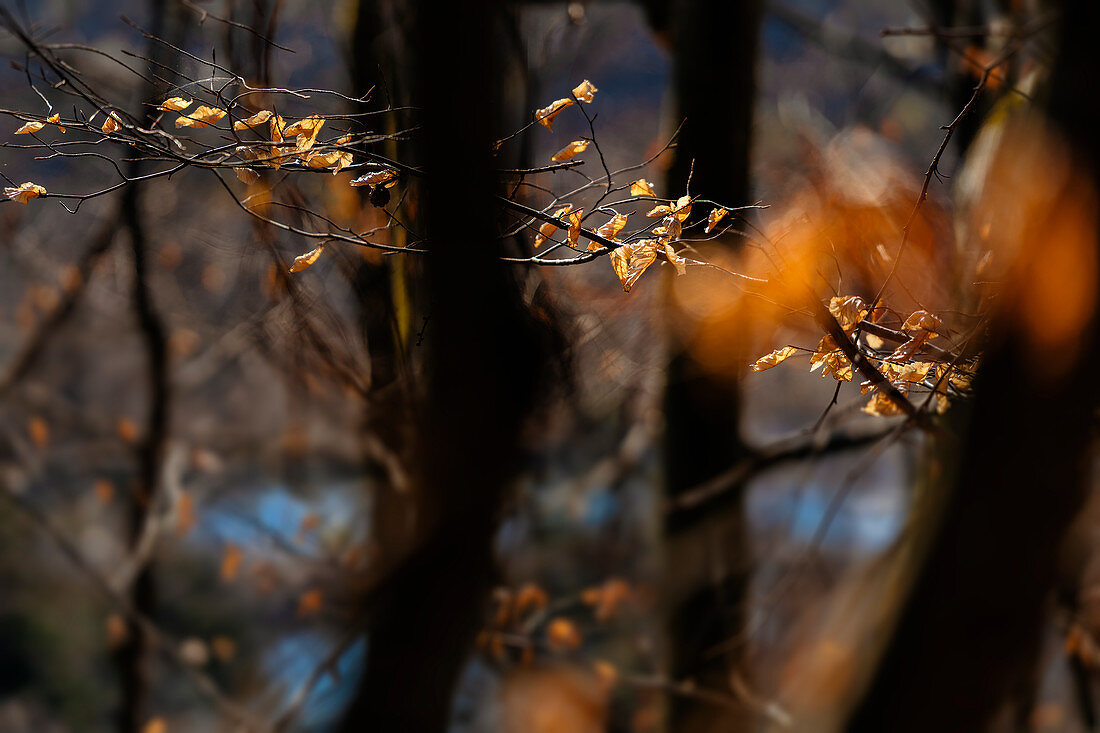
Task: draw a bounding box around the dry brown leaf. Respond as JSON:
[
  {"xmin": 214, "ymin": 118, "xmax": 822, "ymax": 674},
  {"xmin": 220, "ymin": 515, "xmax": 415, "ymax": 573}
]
[
  {"xmin": 828, "ymin": 296, "xmax": 869, "ymax": 332},
  {"xmin": 901, "ymin": 309, "xmax": 943, "ymax": 337},
  {"xmin": 158, "ymin": 97, "xmax": 192, "ymax": 112},
  {"xmin": 551, "ymin": 139, "xmax": 589, "ymax": 162},
  {"xmin": 101, "ymin": 112, "xmax": 122, "ymax": 133},
  {"xmin": 566, "ymin": 209, "xmax": 584, "ymax": 248},
  {"xmin": 809, "ymin": 334, "xmax": 839, "ymax": 372},
  {"xmin": 821, "ymin": 351, "xmax": 853, "ymax": 381},
  {"xmin": 284, "ymin": 115, "xmax": 325, "ymax": 151},
  {"xmin": 46, "ymin": 113, "xmax": 65, "ymax": 132},
  {"xmin": 609, "ymin": 239, "xmax": 658, "ymax": 292},
  {"xmin": 705, "ymin": 207, "xmax": 728, "ymax": 234},
  {"xmin": 5, "ymin": 182, "xmax": 46, "ymax": 205},
  {"xmin": 630, "ymin": 179, "xmax": 656, "ymax": 197},
  {"xmin": 596, "ymin": 213, "xmax": 628, "ymax": 240},
  {"xmin": 234, "ymin": 167, "xmax": 259, "ymax": 184},
  {"xmin": 571, "ymin": 79, "xmax": 598, "ymax": 103},
  {"xmin": 14, "ymin": 120, "xmax": 45, "ymax": 134},
  {"xmin": 288, "ymin": 245, "xmax": 325, "ymax": 273},
  {"xmin": 863, "ymin": 390, "xmax": 906, "ymax": 417},
  {"xmin": 233, "ymin": 109, "xmax": 273, "ymax": 130},
  {"xmin": 534, "ymin": 205, "xmax": 572, "ymax": 248},
  {"xmin": 175, "ymin": 105, "xmax": 226, "ymax": 128},
  {"xmin": 751, "ymin": 346, "xmax": 799, "ymax": 371},
  {"xmin": 664, "ymin": 244, "xmax": 687, "ymax": 275},
  {"xmin": 535, "ymin": 98, "xmax": 573, "ymax": 131},
  {"xmin": 884, "ymin": 332, "xmax": 930, "ymax": 363},
  {"xmin": 350, "ymin": 169, "xmax": 398, "ymax": 187},
  {"xmin": 269, "ymin": 114, "xmax": 286, "ymax": 143}
]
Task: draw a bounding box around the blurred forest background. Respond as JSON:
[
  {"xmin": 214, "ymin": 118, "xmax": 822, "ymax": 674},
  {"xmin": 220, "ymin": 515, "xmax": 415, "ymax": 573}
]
[{"xmin": 1, "ymin": 0, "xmax": 1099, "ymax": 731}]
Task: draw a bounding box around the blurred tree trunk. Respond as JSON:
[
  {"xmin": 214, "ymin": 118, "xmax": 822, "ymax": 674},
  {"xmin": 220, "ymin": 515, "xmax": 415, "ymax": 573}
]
[
  {"xmin": 847, "ymin": 2, "xmax": 1100, "ymax": 730},
  {"xmin": 644, "ymin": 0, "xmax": 763, "ymax": 728},
  {"xmin": 338, "ymin": 2, "xmax": 543, "ymax": 730}
]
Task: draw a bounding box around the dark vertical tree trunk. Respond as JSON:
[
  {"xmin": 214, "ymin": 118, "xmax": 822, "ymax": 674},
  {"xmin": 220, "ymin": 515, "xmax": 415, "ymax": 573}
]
[
  {"xmin": 847, "ymin": 2, "xmax": 1100, "ymax": 730},
  {"xmin": 339, "ymin": 2, "xmax": 543, "ymax": 730},
  {"xmin": 648, "ymin": 0, "xmax": 763, "ymax": 729}
]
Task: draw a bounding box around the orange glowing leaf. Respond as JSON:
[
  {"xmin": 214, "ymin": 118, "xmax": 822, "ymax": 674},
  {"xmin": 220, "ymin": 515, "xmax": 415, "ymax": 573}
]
[
  {"xmin": 284, "ymin": 115, "xmax": 325, "ymax": 151},
  {"xmin": 672, "ymin": 195, "xmax": 693, "ymax": 222},
  {"xmin": 571, "ymin": 79, "xmax": 598, "ymax": 103},
  {"xmin": 884, "ymin": 332, "xmax": 930, "ymax": 363},
  {"xmin": 233, "ymin": 109, "xmax": 273, "ymax": 130},
  {"xmin": 546, "ymin": 617, "xmax": 582, "ymax": 651},
  {"xmin": 158, "ymin": 97, "xmax": 192, "ymax": 112},
  {"xmin": 751, "ymin": 346, "xmax": 799, "ymax": 371},
  {"xmin": 535, "ymin": 98, "xmax": 573, "ymax": 131},
  {"xmin": 534, "ymin": 205, "xmax": 572, "ymax": 248},
  {"xmin": 821, "ymin": 351, "xmax": 853, "ymax": 381},
  {"xmin": 297, "ymin": 588, "xmax": 324, "ymax": 617},
  {"xmin": 705, "ymin": 207, "xmax": 728, "ymax": 233},
  {"xmin": 655, "ymin": 215, "xmax": 682, "ymax": 242},
  {"xmin": 809, "ymin": 334, "xmax": 839, "ymax": 372},
  {"xmin": 14, "ymin": 120, "xmax": 45, "ymax": 134},
  {"xmin": 645, "ymin": 203, "xmax": 673, "ymax": 218},
  {"xmin": 551, "ymin": 139, "xmax": 589, "ymax": 162},
  {"xmin": 46, "ymin": 113, "xmax": 65, "ymax": 132},
  {"xmin": 630, "ymin": 179, "xmax": 656, "ymax": 197},
  {"xmin": 566, "ymin": 209, "xmax": 584, "ymax": 248},
  {"xmin": 289, "ymin": 245, "xmax": 325, "ymax": 273},
  {"xmin": 596, "ymin": 213, "xmax": 628, "ymax": 240},
  {"xmin": 175, "ymin": 105, "xmax": 226, "ymax": 128},
  {"xmin": 5, "ymin": 182, "xmax": 46, "ymax": 204},
  {"xmin": 220, "ymin": 543, "xmax": 243, "ymax": 582},
  {"xmin": 101, "ymin": 112, "xmax": 122, "ymax": 133}
]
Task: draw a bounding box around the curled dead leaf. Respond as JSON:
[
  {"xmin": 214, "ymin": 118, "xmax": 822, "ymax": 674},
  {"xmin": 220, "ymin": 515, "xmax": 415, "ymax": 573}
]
[
  {"xmin": 535, "ymin": 98, "xmax": 574, "ymax": 131},
  {"xmin": 551, "ymin": 139, "xmax": 589, "ymax": 162},
  {"xmin": 233, "ymin": 109, "xmax": 273, "ymax": 130},
  {"xmin": 571, "ymin": 79, "xmax": 598, "ymax": 103},
  {"xmin": 289, "ymin": 245, "xmax": 325, "ymax": 273},
  {"xmin": 4, "ymin": 182, "xmax": 46, "ymax": 204},
  {"xmin": 751, "ymin": 346, "xmax": 799, "ymax": 371},
  {"xmin": 175, "ymin": 105, "xmax": 226, "ymax": 128},
  {"xmin": 630, "ymin": 179, "xmax": 656, "ymax": 197},
  {"xmin": 158, "ymin": 97, "xmax": 192, "ymax": 112}
]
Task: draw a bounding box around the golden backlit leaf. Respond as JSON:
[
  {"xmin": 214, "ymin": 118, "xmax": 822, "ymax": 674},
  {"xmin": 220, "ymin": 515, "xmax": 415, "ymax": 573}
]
[
  {"xmin": 863, "ymin": 390, "xmax": 905, "ymax": 417},
  {"xmin": 655, "ymin": 215, "xmax": 682, "ymax": 243},
  {"xmin": 809, "ymin": 334, "xmax": 838, "ymax": 372},
  {"xmin": 284, "ymin": 115, "xmax": 325, "ymax": 151},
  {"xmin": 297, "ymin": 588, "xmax": 324, "ymax": 617},
  {"xmin": 233, "ymin": 109, "xmax": 273, "ymax": 130},
  {"xmin": 664, "ymin": 244, "xmax": 687, "ymax": 275},
  {"xmin": 101, "ymin": 112, "xmax": 122, "ymax": 133},
  {"xmin": 175, "ymin": 105, "xmax": 226, "ymax": 128},
  {"xmin": 828, "ymin": 295, "xmax": 869, "ymax": 332},
  {"xmin": 158, "ymin": 97, "xmax": 192, "ymax": 112},
  {"xmin": 220, "ymin": 543, "xmax": 243, "ymax": 583},
  {"xmin": 751, "ymin": 346, "xmax": 799, "ymax": 371},
  {"xmin": 705, "ymin": 207, "xmax": 728, "ymax": 234},
  {"xmin": 350, "ymin": 169, "xmax": 398, "ymax": 187},
  {"xmin": 534, "ymin": 205, "xmax": 572, "ymax": 248},
  {"xmin": 884, "ymin": 332, "xmax": 930, "ymax": 363},
  {"xmin": 288, "ymin": 245, "xmax": 325, "ymax": 273},
  {"xmin": 234, "ymin": 167, "xmax": 259, "ymax": 184},
  {"xmin": 46, "ymin": 113, "xmax": 65, "ymax": 132},
  {"xmin": 596, "ymin": 213, "xmax": 628, "ymax": 240},
  {"xmin": 5, "ymin": 182, "xmax": 46, "ymax": 205},
  {"xmin": 821, "ymin": 351, "xmax": 853, "ymax": 381},
  {"xmin": 269, "ymin": 114, "xmax": 286, "ymax": 143},
  {"xmin": 630, "ymin": 179, "xmax": 656, "ymax": 197},
  {"xmin": 551, "ymin": 139, "xmax": 589, "ymax": 162},
  {"xmin": 566, "ymin": 209, "xmax": 584, "ymax": 248},
  {"xmin": 14, "ymin": 120, "xmax": 45, "ymax": 134},
  {"xmin": 610, "ymin": 239, "xmax": 658, "ymax": 292},
  {"xmin": 646, "ymin": 204, "xmax": 672, "ymax": 218},
  {"xmin": 901, "ymin": 309, "xmax": 943, "ymax": 337},
  {"xmin": 545, "ymin": 617, "xmax": 582, "ymax": 651},
  {"xmin": 672, "ymin": 195, "xmax": 693, "ymax": 222},
  {"xmin": 571, "ymin": 79, "xmax": 598, "ymax": 103},
  {"xmin": 535, "ymin": 98, "xmax": 574, "ymax": 131}
]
